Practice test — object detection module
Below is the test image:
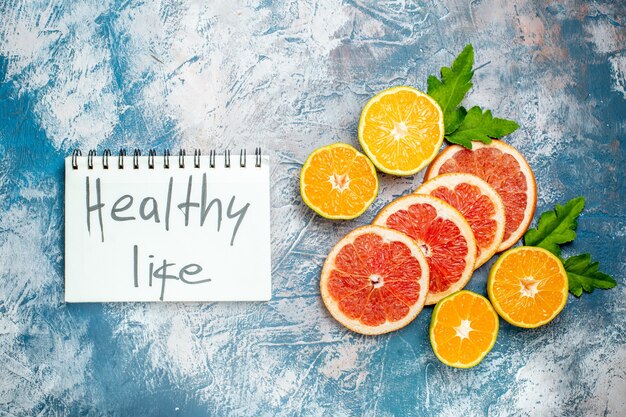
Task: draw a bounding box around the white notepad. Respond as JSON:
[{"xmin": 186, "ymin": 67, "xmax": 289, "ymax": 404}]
[{"xmin": 64, "ymin": 150, "xmax": 271, "ymax": 302}]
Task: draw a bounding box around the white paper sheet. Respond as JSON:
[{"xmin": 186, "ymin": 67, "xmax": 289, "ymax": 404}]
[{"xmin": 64, "ymin": 154, "xmax": 271, "ymax": 302}]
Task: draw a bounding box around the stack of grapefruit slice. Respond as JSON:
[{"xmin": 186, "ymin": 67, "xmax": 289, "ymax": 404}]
[{"xmin": 318, "ymin": 138, "xmax": 537, "ymax": 338}]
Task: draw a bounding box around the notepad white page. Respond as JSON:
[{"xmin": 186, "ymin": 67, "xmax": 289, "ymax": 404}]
[{"xmin": 64, "ymin": 155, "xmax": 271, "ymax": 302}]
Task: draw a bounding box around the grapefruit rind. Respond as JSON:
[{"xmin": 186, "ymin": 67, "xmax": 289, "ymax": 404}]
[
  {"xmin": 425, "ymin": 140, "xmax": 537, "ymax": 252},
  {"xmin": 320, "ymin": 225, "xmax": 430, "ymax": 335},
  {"xmin": 487, "ymin": 246, "xmax": 568, "ymax": 329},
  {"xmin": 416, "ymin": 173, "xmax": 506, "ymax": 269},
  {"xmin": 358, "ymin": 86, "xmax": 445, "ymax": 176},
  {"xmin": 300, "ymin": 143, "xmax": 379, "ymax": 220},
  {"xmin": 429, "ymin": 290, "xmax": 499, "ymax": 368},
  {"xmin": 373, "ymin": 194, "xmax": 477, "ymax": 305}
]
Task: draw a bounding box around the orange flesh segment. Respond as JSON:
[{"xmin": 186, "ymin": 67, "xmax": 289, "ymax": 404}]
[
  {"xmin": 302, "ymin": 145, "xmax": 377, "ymax": 217},
  {"xmin": 490, "ymin": 248, "xmax": 567, "ymax": 326},
  {"xmin": 432, "ymin": 292, "xmax": 498, "ymax": 365},
  {"xmin": 438, "ymin": 147, "xmax": 527, "ymax": 243},
  {"xmin": 362, "ymin": 91, "xmax": 442, "ymax": 172},
  {"xmin": 327, "ymin": 233, "xmax": 423, "ymax": 326}
]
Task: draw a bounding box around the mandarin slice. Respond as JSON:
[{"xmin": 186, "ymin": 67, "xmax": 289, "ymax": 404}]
[{"xmin": 300, "ymin": 143, "xmax": 378, "ymax": 219}]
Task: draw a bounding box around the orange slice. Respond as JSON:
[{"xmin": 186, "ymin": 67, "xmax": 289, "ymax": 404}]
[
  {"xmin": 425, "ymin": 140, "xmax": 537, "ymax": 251},
  {"xmin": 373, "ymin": 194, "xmax": 477, "ymax": 305},
  {"xmin": 300, "ymin": 143, "xmax": 378, "ymax": 219},
  {"xmin": 358, "ymin": 86, "xmax": 444, "ymax": 176},
  {"xmin": 416, "ymin": 173, "xmax": 506, "ymax": 269},
  {"xmin": 320, "ymin": 225, "xmax": 430, "ymax": 335},
  {"xmin": 488, "ymin": 246, "xmax": 568, "ymax": 328},
  {"xmin": 430, "ymin": 291, "xmax": 499, "ymax": 368}
]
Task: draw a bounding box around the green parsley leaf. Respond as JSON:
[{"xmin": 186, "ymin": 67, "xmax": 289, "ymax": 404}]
[
  {"xmin": 426, "ymin": 44, "xmax": 520, "ymax": 148},
  {"xmin": 524, "ymin": 197, "xmax": 585, "ymax": 256},
  {"xmin": 444, "ymin": 107, "xmax": 467, "ymax": 135},
  {"xmin": 445, "ymin": 106, "xmax": 520, "ymax": 148},
  {"xmin": 564, "ymin": 254, "xmax": 617, "ymax": 297},
  {"xmin": 427, "ymin": 44, "xmax": 474, "ymax": 123}
]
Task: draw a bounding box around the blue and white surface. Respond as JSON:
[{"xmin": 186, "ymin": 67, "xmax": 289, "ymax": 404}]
[{"xmin": 0, "ymin": 1, "xmax": 624, "ymax": 415}]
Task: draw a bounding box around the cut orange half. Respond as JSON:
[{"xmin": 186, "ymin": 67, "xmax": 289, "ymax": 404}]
[
  {"xmin": 416, "ymin": 173, "xmax": 506, "ymax": 269},
  {"xmin": 300, "ymin": 143, "xmax": 378, "ymax": 219},
  {"xmin": 425, "ymin": 140, "xmax": 537, "ymax": 251},
  {"xmin": 320, "ymin": 225, "xmax": 430, "ymax": 335},
  {"xmin": 358, "ymin": 86, "xmax": 444, "ymax": 176},
  {"xmin": 373, "ymin": 194, "xmax": 477, "ymax": 305},
  {"xmin": 488, "ymin": 246, "xmax": 568, "ymax": 328},
  {"xmin": 430, "ymin": 291, "xmax": 499, "ymax": 368}
]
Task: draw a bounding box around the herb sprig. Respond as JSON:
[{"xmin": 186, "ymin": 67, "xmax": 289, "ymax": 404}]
[{"xmin": 427, "ymin": 44, "xmax": 519, "ymax": 149}]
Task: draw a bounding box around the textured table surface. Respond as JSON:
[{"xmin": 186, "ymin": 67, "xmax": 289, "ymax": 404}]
[{"xmin": 0, "ymin": 1, "xmax": 624, "ymax": 415}]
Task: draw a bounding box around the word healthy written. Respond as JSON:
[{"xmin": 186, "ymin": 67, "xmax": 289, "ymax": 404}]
[{"xmin": 85, "ymin": 173, "xmax": 250, "ymax": 246}]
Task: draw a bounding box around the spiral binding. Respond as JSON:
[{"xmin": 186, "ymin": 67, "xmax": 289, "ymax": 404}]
[{"xmin": 71, "ymin": 148, "xmax": 262, "ymax": 170}]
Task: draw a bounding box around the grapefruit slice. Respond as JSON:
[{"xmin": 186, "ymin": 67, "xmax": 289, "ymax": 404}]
[
  {"xmin": 300, "ymin": 143, "xmax": 378, "ymax": 219},
  {"xmin": 416, "ymin": 173, "xmax": 506, "ymax": 269},
  {"xmin": 430, "ymin": 291, "xmax": 499, "ymax": 368},
  {"xmin": 488, "ymin": 246, "xmax": 568, "ymax": 328},
  {"xmin": 358, "ymin": 86, "xmax": 444, "ymax": 176},
  {"xmin": 373, "ymin": 194, "xmax": 477, "ymax": 305},
  {"xmin": 320, "ymin": 225, "xmax": 430, "ymax": 335},
  {"xmin": 425, "ymin": 140, "xmax": 537, "ymax": 251}
]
